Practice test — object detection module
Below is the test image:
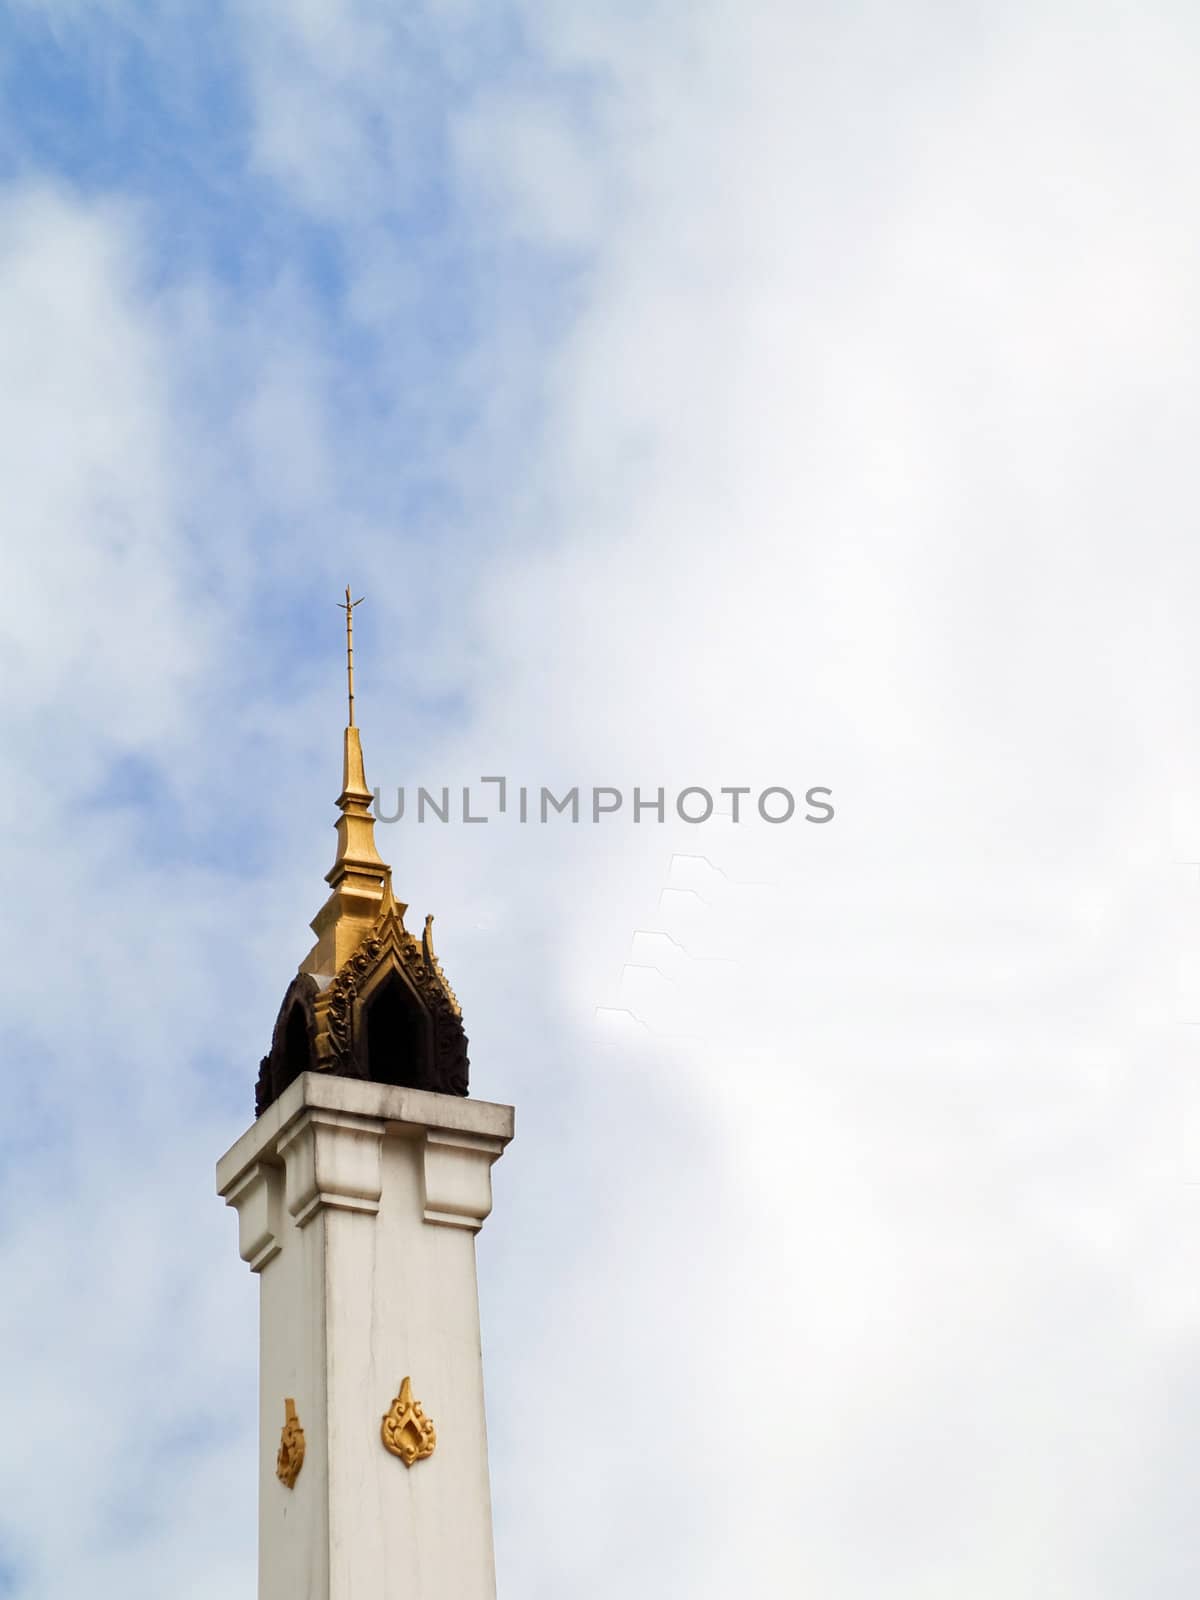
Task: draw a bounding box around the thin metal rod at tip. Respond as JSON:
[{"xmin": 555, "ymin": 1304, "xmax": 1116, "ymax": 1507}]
[{"xmin": 338, "ymin": 585, "xmax": 365, "ymax": 728}]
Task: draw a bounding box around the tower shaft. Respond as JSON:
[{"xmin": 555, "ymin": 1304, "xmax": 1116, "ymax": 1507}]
[{"xmin": 218, "ymin": 1073, "xmax": 512, "ymax": 1599}]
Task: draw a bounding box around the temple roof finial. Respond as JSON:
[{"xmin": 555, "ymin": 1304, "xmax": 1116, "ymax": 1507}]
[
  {"xmin": 254, "ymin": 584, "xmax": 470, "ymax": 1117},
  {"xmin": 299, "ymin": 587, "xmax": 397, "ymax": 977}
]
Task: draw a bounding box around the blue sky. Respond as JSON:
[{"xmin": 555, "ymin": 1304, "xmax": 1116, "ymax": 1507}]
[{"xmin": 3, "ymin": 2, "xmax": 1200, "ymax": 1596}]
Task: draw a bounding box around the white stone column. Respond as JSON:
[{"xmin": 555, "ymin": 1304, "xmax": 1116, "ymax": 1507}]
[{"xmin": 217, "ymin": 1072, "xmax": 514, "ymax": 1600}]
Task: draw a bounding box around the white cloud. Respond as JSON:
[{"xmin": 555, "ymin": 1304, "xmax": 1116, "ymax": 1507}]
[
  {"xmin": 5, "ymin": 3, "xmax": 1200, "ymax": 1596},
  {"xmin": 391, "ymin": 7, "xmax": 1200, "ymax": 1594},
  {"xmin": 0, "ymin": 187, "xmax": 195, "ymax": 750}
]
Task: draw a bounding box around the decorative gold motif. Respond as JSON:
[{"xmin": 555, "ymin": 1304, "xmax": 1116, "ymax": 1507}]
[
  {"xmin": 422, "ymin": 914, "xmax": 462, "ymax": 1018},
  {"xmin": 381, "ymin": 1377, "xmax": 437, "ymax": 1467},
  {"xmin": 276, "ymin": 1398, "xmax": 306, "ymax": 1488}
]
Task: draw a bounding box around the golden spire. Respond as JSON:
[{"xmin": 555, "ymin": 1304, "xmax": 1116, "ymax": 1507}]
[{"xmin": 300, "ymin": 587, "xmax": 403, "ymax": 977}]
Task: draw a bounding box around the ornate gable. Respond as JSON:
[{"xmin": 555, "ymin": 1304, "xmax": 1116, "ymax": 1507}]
[{"xmin": 256, "ymin": 892, "xmax": 470, "ymax": 1115}]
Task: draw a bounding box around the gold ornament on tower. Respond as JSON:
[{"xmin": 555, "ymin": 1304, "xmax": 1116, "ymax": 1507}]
[
  {"xmin": 276, "ymin": 1398, "xmax": 306, "ymax": 1488},
  {"xmin": 381, "ymin": 1377, "xmax": 437, "ymax": 1466}
]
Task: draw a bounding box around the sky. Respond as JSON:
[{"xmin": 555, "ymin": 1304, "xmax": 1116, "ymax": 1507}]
[{"xmin": 2, "ymin": 1, "xmax": 1200, "ymax": 1595}]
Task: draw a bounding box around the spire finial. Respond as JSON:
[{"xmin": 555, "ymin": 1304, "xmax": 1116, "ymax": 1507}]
[
  {"xmin": 298, "ymin": 585, "xmax": 394, "ymax": 976},
  {"xmin": 337, "ymin": 585, "xmax": 365, "ymax": 727}
]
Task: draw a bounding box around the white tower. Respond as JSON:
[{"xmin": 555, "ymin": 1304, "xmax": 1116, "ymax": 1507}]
[{"xmin": 217, "ymin": 593, "xmax": 513, "ymax": 1599}]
